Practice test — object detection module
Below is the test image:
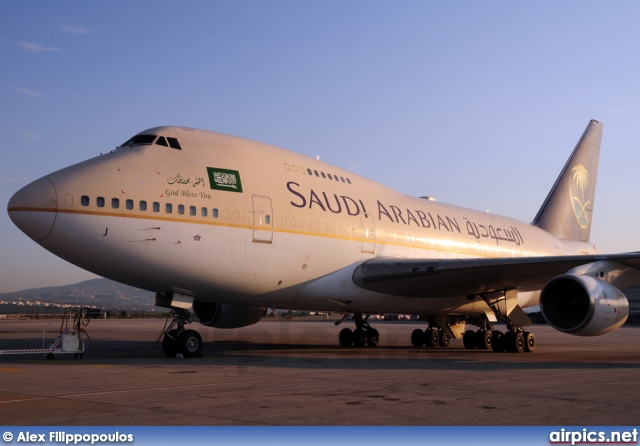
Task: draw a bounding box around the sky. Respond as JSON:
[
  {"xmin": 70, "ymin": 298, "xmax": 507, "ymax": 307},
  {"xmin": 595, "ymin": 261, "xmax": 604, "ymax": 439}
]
[{"xmin": 1, "ymin": 1, "xmax": 640, "ymax": 293}]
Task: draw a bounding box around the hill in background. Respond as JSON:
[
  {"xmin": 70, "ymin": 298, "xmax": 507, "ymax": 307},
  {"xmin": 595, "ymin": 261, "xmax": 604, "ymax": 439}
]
[{"xmin": 0, "ymin": 279, "xmax": 159, "ymax": 314}]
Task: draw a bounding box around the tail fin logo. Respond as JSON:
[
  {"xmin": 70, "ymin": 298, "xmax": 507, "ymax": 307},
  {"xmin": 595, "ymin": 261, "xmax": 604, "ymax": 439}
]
[{"xmin": 570, "ymin": 164, "xmax": 591, "ymax": 228}]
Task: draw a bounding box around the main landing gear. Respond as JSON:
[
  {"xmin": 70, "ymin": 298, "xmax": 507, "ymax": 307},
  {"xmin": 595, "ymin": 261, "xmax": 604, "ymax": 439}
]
[
  {"xmin": 337, "ymin": 313, "xmax": 380, "ymax": 347},
  {"xmin": 461, "ymin": 323, "xmax": 536, "ymax": 353},
  {"xmin": 460, "ymin": 290, "xmax": 537, "ymax": 353},
  {"xmin": 162, "ymin": 309, "xmax": 203, "ymax": 358},
  {"xmin": 410, "ymin": 326, "xmax": 451, "ymax": 348}
]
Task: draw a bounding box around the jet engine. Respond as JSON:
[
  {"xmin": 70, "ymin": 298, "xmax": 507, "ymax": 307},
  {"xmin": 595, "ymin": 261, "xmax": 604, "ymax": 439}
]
[
  {"xmin": 539, "ymin": 273, "xmax": 629, "ymax": 336},
  {"xmin": 192, "ymin": 301, "xmax": 266, "ymax": 329}
]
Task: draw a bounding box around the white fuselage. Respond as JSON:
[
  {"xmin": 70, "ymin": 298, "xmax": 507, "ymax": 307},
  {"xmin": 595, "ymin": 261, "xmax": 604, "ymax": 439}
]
[{"xmin": 11, "ymin": 127, "xmax": 599, "ymax": 315}]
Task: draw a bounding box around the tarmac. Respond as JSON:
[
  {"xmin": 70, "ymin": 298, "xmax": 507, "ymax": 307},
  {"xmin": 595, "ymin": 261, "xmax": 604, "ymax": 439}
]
[{"xmin": 0, "ymin": 317, "xmax": 639, "ymax": 426}]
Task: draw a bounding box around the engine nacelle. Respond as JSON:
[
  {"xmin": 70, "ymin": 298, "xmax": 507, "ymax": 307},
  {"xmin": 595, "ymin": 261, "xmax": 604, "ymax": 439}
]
[
  {"xmin": 540, "ymin": 273, "xmax": 629, "ymax": 336},
  {"xmin": 192, "ymin": 301, "xmax": 265, "ymax": 329}
]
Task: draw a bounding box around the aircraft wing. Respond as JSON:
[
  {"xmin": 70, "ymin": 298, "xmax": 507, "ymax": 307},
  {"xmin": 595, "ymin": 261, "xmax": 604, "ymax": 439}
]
[{"xmin": 352, "ymin": 253, "xmax": 640, "ymax": 298}]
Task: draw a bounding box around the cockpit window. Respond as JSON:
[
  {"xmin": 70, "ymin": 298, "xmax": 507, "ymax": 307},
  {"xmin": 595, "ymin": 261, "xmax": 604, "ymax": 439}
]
[
  {"xmin": 120, "ymin": 134, "xmax": 156, "ymax": 147},
  {"xmin": 120, "ymin": 133, "xmax": 182, "ymax": 150},
  {"xmin": 167, "ymin": 137, "xmax": 182, "ymax": 150}
]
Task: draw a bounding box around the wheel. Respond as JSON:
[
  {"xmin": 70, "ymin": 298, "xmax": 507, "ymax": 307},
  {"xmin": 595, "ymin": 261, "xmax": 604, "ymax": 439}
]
[
  {"xmin": 425, "ymin": 328, "xmax": 439, "ymax": 348},
  {"xmin": 352, "ymin": 328, "xmax": 367, "ymax": 347},
  {"xmin": 411, "ymin": 329, "xmax": 425, "ymax": 347},
  {"xmin": 475, "ymin": 329, "xmax": 492, "ymax": 349},
  {"xmin": 162, "ymin": 329, "xmax": 178, "ymax": 357},
  {"xmin": 177, "ymin": 329, "xmax": 203, "ymax": 358},
  {"xmin": 339, "ymin": 328, "xmax": 353, "ymax": 346},
  {"xmin": 366, "ymin": 328, "xmax": 379, "ymax": 347},
  {"xmin": 463, "ymin": 330, "xmax": 476, "ymax": 349},
  {"xmin": 491, "ymin": 331, "xmax": 505, "ymax": 352},
  {"xmin": 523, "ymin": 332, "xmax": 536, "ymax": 352},
  {"xmin": 438, "ymin": 330, "xmax": 450, "ymax": 348},
  {"xmin": 506, "ymin": 331, "xmax": 524, "ymax": 353}
]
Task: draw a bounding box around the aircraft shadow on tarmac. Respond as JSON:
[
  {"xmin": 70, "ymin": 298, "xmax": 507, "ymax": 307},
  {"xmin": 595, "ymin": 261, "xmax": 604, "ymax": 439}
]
[{"xmin": 2, "ymin": 334, "xmax": 639, "ymax": 373}]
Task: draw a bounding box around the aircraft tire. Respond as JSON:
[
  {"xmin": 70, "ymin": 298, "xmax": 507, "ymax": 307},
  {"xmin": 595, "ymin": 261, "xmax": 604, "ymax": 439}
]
[
  {"xmin": 162, "ymin": 329, "xmax": 178, "ymax": 357},
  {"xmin": 491, "ymin": 331, "xmax": 505, "ymax": 352},
  {"xmin": 438, "ymin": 330, "xmax": 450, "ymax": 348},
  {"xmin": 352, "ymin": 328, "xmax": 367, "ymax": 347},
  {"xmin": 411, "ymin": 329, "xmax": 425, "ymax": 347},
  {"xmin": 366, "ymin": 328, "xmax": 380, "ymax": 347},
  {"xmin": 425, "ymin": 329, "xmax": 439, "ymax": 348},
  {"xmin": 463, "ymin": 330, "xmax": 476, "ymax": 349},
  {"xmin": 523, "ymin": 332, "xmax": 536, "ymax": 352},
  {"xmin": 475, "ymin": 329, "xmax": 492, "ymax": 349},
  {"xmin": 177, "ymin": 329, "xmax": 203, "ymax": 358},
  {"xmin": 339, "ymin": 328, "xmax": 353, "ymax": 346},
  {"xmin": 505, "ymin": 331, "xmax": 525, "ymax": 353}
]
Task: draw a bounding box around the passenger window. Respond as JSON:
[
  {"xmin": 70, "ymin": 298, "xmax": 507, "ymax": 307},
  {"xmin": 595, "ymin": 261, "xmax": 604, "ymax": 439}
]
[
  {"xmin": 327, "ymin": 173, "xmax": 333, "ymax": 180},
  {"xmin": 201, "ymin": 207, "xmax": 208, "ymax": 217},
  {"xmin": 155, "ymin": 136, "xmax": 169, "ymax": 147},
  {"xmin": 321, "ymin": 172, "xmax": 326, "ymax": 178},
  {"xmin": 340, "ymin": 177, "xmax": 345, "ymax": 183},
  {"xmin": 346, "ymin": 178, "xmax": 351, "ymax": 184},
  {"xmin": 212, "ymin": 208, "xmax": 219, "ymax": 218},
  {"xmin": 190, "ymin": 206, "xmax": 196, "ymax": 216},
  {"xmin": 178, "ymin": 205, "xmax": 185, "ymax": 215},
  {"xmin": 112, "ymin": 198, "xmax": 120, "ymax": 209},
  {"xmin": 166, "ymin": 203, "xmax": 173, "ymax": 214},
  {"xmin": 167, "ymin": 137, "xmax": 182, "ymax": 150},
  {"xmin": 307, "ymin": 168, "xmax": 313, "ymax": 175},
  {"xmin": 97, "ymin": 197, "xmax": 105, "ymax": 208},
  {"xmin": 126, "ymin": 199, "xmax": 133, "ymax": 210},
  {"xmin": 153, "ymin": 202, "xmax": 160, "ymax": 212},
  {"xmin": 140, "ymin": 201, "xmax": 147, "ymax": 211},
  {"xmin": 314, "ymin": 170, "xmax": 319, "ymax": 177},
  {"xmin": 81, "ymin": 196, "xmax": 90, "ymax": 206},
  {"xmin": 265, "ymin": 215, "xmax": 271, "ymax": 224}
]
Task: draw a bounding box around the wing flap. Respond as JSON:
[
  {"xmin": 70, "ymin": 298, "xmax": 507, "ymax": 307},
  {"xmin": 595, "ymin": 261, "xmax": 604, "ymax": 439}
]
[{"xmin": 352, "ymin": 253, "xmax": 640, "ymax": 298}]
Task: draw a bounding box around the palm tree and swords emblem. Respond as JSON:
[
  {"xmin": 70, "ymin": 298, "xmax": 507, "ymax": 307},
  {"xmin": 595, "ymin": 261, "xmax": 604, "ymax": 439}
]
[{"xmin": 570, "ymin": 164, "xmax": 591, "ymax": 229}]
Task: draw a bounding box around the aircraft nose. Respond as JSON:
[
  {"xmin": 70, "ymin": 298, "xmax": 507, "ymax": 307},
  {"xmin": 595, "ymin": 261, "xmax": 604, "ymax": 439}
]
[{"xmin": 7, "ymin": 177, "xmax": 58, "ymax": 241}]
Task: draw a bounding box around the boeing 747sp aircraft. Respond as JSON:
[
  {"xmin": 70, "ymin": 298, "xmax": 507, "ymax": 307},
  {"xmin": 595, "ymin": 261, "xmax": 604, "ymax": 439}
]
[{"xmin": 8, "ymin": 120, "xmax": 640, "ymax": 357}]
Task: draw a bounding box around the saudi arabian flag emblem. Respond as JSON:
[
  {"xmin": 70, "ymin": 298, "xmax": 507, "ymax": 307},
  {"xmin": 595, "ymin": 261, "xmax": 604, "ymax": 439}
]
[{"xmin": 206, "ymin": 167, "xmax": 243, "ymax": 193}]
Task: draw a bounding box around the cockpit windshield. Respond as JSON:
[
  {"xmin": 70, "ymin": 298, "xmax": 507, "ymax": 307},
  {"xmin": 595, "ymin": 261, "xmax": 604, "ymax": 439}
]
[
  {"xmin": 120, "ymin": 134, "xmax": 157, "ymax": 147},
  {"xmin": 119, "ymin": 134, "xmax": 182, "ymax": 150}
]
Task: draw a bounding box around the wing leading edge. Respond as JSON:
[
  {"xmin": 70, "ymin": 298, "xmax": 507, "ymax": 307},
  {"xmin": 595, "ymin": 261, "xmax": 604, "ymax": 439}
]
[{"xmin": 352, "ymin": 253, "xmax": 640, "ymax": 298}]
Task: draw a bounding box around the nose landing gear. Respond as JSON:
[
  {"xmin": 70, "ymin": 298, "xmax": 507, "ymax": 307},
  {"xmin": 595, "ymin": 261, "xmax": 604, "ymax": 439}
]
[
  {"xmin": 156, "ymin": 292, "xmax": 204, "ymax": 358},
  {"xmin": 161, "ymin": 309, "xmax": 203, "ymax": 358}
]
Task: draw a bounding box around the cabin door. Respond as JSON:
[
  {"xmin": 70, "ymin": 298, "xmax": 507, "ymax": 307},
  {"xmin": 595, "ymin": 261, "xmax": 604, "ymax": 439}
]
[
  {"xmin": 360, "ymin": 212, "xmax": 376, "ymax": 254},
  {"xmin": 252, "ymin": 195, "xmax": 273, "ymax": 243}
]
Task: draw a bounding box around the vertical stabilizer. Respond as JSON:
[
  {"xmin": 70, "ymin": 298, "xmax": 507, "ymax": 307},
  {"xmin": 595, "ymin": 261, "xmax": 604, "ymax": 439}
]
[{"xmin": 532, "ymin": 120, "xmax": 602, "ymax": 242}]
